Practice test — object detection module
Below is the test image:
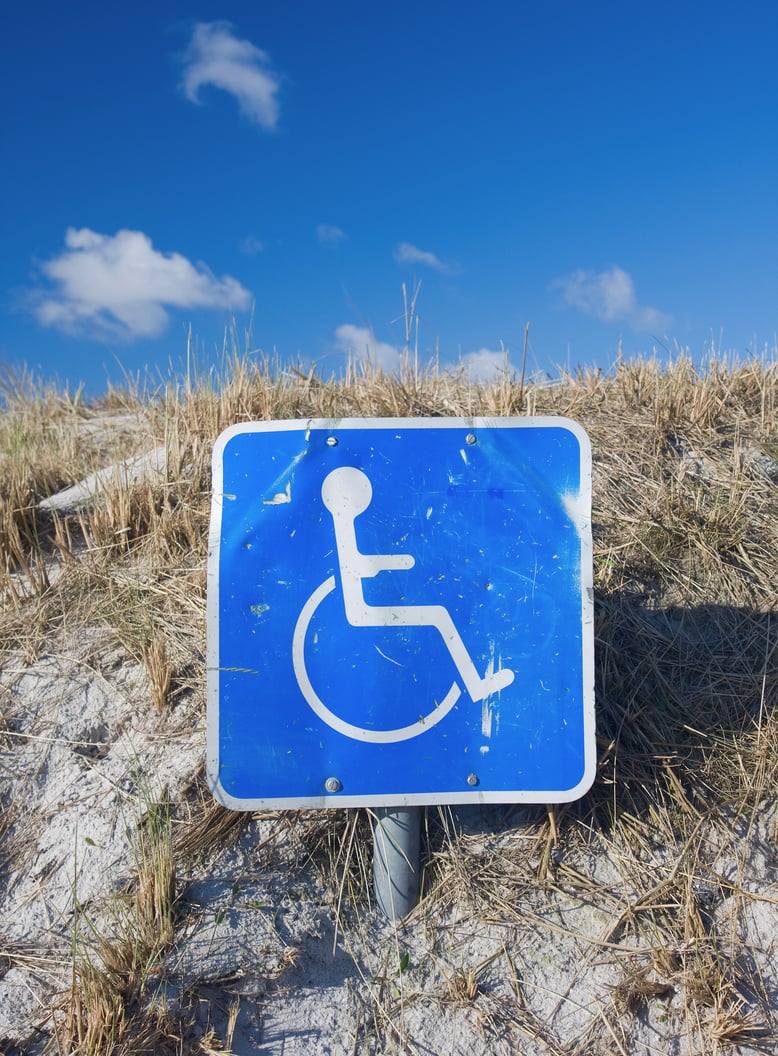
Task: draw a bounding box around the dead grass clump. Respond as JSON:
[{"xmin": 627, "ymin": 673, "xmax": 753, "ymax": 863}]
[
  {"xmin": 593, "ymin": 597, "xmax": 778, "ymax": 823},
  {"xmin": 63, "ymin": 956, "xmax": 126, "ymax": 1054},
  {"xmin": 0, "ymin": 369, "xmax": 135, "ymax": 576},
  {"xmin": 142, "ymin": 636, "xmax": 173, "ymax": 712},
  {"xmin": 423, "ymin": 808, "xmax": 539, "ymax": 917},
  {"xmin": 288, "ymin": 808, "xmax": 375, "ymax": 909},
  {"xmin": 173, "ymin": 794, "xmax": 253, "ymax": 866},
  {"xmin": 610, "ymin": 960, "xmax": 674, "ymax": 1015},
  {"xmin": 56, "ymin": 797, "xmax": 181, "ymax": 1055},
  {"xmin": 60, "ymin": 979, "xmax": 236, "ymax": 1056}
]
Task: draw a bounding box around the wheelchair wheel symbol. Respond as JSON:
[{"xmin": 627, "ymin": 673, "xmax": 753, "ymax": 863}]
[
  {"xmin": 290, "ymin": 465, "xmax": 514, "ymax": 744},
  {"xmin": 292, "ymin": 575, "xmax": 462, "ymax": 743}
]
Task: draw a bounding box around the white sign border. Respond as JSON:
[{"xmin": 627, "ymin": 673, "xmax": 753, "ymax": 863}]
[{"xmin": 207, "ymin": 416, "xmax": 595, "ymax": 810}]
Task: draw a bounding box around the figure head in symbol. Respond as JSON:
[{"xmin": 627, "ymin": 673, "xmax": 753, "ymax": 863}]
[{"xmin": 321, "ymin": 466, "xmax": 373, "ymax": 517}]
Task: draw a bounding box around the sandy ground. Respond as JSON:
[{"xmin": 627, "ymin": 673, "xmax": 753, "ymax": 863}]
[{"xmin": 2, "ymin": 628, "xmax": 777, "ymax": 1054}]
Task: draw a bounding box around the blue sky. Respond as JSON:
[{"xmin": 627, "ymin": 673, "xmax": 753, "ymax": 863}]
[{"xmin": 2, "ymin": 1, "xmax": 777, "ymax": 395}]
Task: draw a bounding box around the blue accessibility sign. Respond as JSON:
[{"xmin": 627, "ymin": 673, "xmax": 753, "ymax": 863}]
[{"xmin": 207, "ymin": 417, "xmax": 594, "ymax": 808}]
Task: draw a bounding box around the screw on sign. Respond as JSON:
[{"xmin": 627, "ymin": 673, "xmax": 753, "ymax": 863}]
[{"xmin": 207, "ymin": 417, "xmax": 595, "ymax": 917}]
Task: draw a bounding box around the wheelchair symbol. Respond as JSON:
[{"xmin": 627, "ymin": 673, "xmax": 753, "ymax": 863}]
[{"xmin": 291, "ymin": 466, "xmax": 515, "ymax": 743}]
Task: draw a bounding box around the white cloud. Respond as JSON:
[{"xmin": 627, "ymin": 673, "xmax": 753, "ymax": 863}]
[
  {"xmin": 394, "ymin": 242, "xmax": 455, "ymax": 274},
  {"xmin": 334, "ymin": 324, "xmax": 401, "ymax": 371},
  {"xmin": 180, "ymin": 22, "xmax": 281, "ymax": 130},
  {"xmin": 461, "ymin": 347, "xmax": 512, "ymax": 382},
  {"xmin": 550, "ymin": 266, "xmax": 672, "ymax": 332},
  {"xmin": 239, "ymin": 235, "xmax": 265, "ymax": 255},
  {"xmin": 634, "ymin": 304, "xmax": 673, "ymax": 331},
  {"xmin": 317, "ymin": 224, "xmax": 347, "ymax": 246},
  {"xmin": 34, "ymin": 227, "xmax": 251, "ymax": 340}
]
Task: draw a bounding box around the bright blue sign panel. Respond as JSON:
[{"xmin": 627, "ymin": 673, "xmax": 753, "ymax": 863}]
[{"xmin": 207, "ymin": 418, "xmax": 594, "ymax": 808}]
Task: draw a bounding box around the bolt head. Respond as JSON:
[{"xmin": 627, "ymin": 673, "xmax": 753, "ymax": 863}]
[
  {"xmin": 326, "ymin": 436, "xmax": 338, "ymax": 447},
  {"xmin": 324, "ymin": 776, "xmax": 342, "ymax": 793},
  {"xmin": 466, "ymin": 433, "xmax": 477, "ymax": 445},
  {"xmin": 467, "ymin": 772, "xmax": 479, "ymax": 786}
]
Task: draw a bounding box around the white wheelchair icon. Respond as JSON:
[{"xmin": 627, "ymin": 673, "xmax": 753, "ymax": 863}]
[{"xmin": 292, "ymin": 466, "xmax": 515, "ymax": 743}]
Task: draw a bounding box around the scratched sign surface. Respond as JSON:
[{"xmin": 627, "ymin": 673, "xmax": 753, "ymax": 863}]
[{"xmin": 207, "ymin": 417, "xmax": 594, "ymax": 809}]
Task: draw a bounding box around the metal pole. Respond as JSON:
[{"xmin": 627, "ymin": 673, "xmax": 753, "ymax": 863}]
[{"xmin": 372, "ymin": 806, "xmax": 421, "ymax": 921}]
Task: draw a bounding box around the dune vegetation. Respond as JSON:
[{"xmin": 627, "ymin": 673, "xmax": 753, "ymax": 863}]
[{"xmin": 1, "ymin": 343, "xmax": 777, "ymax": 1054}]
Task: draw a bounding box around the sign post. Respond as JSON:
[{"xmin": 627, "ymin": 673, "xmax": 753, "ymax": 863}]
[
  {"xmin": 207, "ymin": 417, "xmax": 594, "ymax": 918},
  {"xmin": 372, "ymin": 806, "xmax": 421, "ymax": 921}
]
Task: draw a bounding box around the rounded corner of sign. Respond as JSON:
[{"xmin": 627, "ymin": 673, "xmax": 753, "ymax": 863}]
[
  {"xmin": 559, "ymin": 757, "xmax": 598, "ymax": 803},
  {"xmin": 516, "ymin": 414, "xmax": 592, "ymax": 461},
  {"xmin": 206, "ymin": 768, "xmax": 244, "ymax": 812},
  {"xmin": 555, "ymin": 416, "xmax": 593, "ymax": 452},
  {"xmin": 212, "ymin": 423, "xmax": 244, "ymax": 465}
]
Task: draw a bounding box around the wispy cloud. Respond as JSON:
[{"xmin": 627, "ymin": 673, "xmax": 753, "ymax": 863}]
[
  {"xmin": 461, "ymin": 347, "xmax": 512, "ymax": 382},
  {"xmin": 394, "ymin": 242, "xmax": 457, "ymax": 275},
  {"xmin": 550, "ymin": 266, "xmax": 672, "ymax": 332},
  {"xmin": 239, "ymin": 235, "xmax": 265, "ymax": 255},
  {"xmin": 33, "ymin": 227, "xmax": 251, "ymax": 340},
  {"xmin": 334, "ymin": 324, "xmax": 401, "ymax": 371},
  {"xmin": 180, "ymin": 22, "xmax": 282, "ymax": 130},
  {"xmin": 317, "ymin": 224, "xmax": 347, "ymax": 246}
]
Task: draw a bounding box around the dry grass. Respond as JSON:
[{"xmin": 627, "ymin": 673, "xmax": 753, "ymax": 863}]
[
  {"xmin": 2, "ymin": 345, "xmax": 778, "ymax": 1053},
  {"xmin": 55, "ymin": 796, "xmax": 179, "ymax": 1055}
]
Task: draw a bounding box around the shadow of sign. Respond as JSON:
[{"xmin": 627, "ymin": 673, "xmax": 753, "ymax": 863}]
[{"xmin": 590, "ymin": 594, "xmax": 776, "ymax": 824}]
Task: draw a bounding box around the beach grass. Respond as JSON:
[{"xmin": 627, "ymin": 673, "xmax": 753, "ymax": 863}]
[{"xmin": 1, "ymin": 347, "xmax": 777, "ymax": 1053}]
